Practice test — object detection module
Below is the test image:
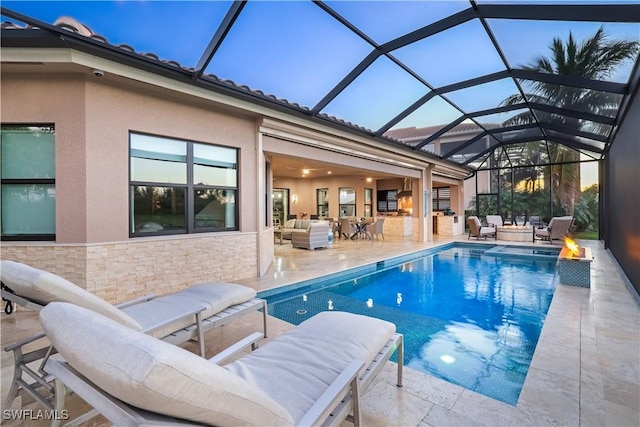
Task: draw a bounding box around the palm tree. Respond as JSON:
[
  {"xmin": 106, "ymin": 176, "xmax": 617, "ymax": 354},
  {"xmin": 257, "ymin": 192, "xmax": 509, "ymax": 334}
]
[{"xmin": 501, "ymin": 27, "xmax": 639, "ymax": 214}]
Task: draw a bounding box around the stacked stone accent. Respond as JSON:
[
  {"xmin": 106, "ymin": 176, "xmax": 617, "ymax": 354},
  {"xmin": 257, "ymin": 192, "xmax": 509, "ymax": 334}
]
[{"xmin": 2, "ymin": 233, "xmax": 259, "ymax": 304}]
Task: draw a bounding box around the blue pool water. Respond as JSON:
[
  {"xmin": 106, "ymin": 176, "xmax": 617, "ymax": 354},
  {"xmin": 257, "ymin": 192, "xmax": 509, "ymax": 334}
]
[{"xmin": 260, "ymin": 244, "xmax": 559, "ymax": 405}]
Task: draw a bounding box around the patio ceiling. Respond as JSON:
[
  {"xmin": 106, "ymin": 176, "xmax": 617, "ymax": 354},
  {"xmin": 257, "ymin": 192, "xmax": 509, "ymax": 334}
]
[{"xmin": 2, "ymin": 1, "xmax": 639, "ymax": 172}]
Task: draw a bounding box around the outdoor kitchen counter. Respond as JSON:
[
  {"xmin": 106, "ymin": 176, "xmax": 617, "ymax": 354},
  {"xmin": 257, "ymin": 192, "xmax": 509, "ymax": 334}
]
[
  {"xmin": 435, "ymin": 214, "xmax": 463, "ymax": 236},
  {"xmin": 383, "ymin": 216, "xmax": 413, "ymax": 237}
]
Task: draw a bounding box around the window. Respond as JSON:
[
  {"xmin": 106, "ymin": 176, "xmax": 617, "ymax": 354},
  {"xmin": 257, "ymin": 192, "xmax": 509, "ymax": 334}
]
[
  {"xmin": 317, "ymin": 188, "xmax": 328, "ymax": 217},
  {"xmin": 432, "ymin": 187, "xmax": 451, "ymax": 211},
  {"xmin": 364, "ymin": 188, "xmax": 373, "ymax": 217},
  {"xmin": 1, "ymin": 125, "xmax": 55, "ymax": 240},
  {"xmin": 339, "ymin": 187, "xmax": 356, "ymax": 217},
  {"xmin": 130, "ymin": 133, "xmax": 238, "ymax": 236},
  {"xmin": 376, "ymin": 190, "xmax": 397, "ymax": 213}
]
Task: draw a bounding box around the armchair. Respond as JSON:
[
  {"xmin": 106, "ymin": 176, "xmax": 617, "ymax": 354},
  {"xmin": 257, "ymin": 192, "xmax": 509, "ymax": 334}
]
[
  {"xmin": 485, "ymin": 215, "xmax": 503, "ymax": 228},
  {"xmin": 535, "ymin": 216, "xmax": 573, "ymax": 243},
  {"xmin": 467, "ymin": 216, "xmax": 497, "ymax": 240},
  {"xmin": 291, "ymin": 222, "xmax": 330, "ymax": 250}
]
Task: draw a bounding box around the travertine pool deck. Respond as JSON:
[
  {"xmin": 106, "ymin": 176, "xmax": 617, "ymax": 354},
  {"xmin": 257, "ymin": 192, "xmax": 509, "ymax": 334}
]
[{"xmin": 2, "ymin": 236, "xmax": 638, "ymax": 426}]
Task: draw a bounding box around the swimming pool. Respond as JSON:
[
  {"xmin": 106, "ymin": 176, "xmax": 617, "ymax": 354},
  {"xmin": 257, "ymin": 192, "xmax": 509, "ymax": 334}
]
[{"xmin": 259, "ymin": 243, "xmax": 559, "ymax": 405}]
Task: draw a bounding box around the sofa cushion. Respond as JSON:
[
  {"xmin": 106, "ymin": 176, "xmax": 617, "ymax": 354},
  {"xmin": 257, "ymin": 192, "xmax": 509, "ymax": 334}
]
[
  {"xmin": 283, "ymin": 219, "xmax": 295, "ymax": 229},
  {"xmin": 0, "ymin": 260, "xmax": 141, "ymax": 330},
  {"xmin": 40, "ymin": 303, "xmax": 294, "ymax": 427}
]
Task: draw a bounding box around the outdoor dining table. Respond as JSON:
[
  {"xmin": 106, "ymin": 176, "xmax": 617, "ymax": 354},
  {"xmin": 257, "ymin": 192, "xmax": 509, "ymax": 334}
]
[{"xmin": 351, "ymin": 219, "xmax": 372, "ymax": 240}]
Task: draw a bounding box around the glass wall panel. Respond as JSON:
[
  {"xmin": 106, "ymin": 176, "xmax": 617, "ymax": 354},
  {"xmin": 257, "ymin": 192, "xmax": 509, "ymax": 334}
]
[
  {"xmin": 131, "ymin": 157, "xmax": 187, "ymax": 184},
  {"xmin": 1, "ymin": 125, "xmax": 56, "ymax": 239},
  {"xmin": 2, "ymin": 184, "xmax": 55, "ymax": 234},
  {"xmin": 194, "ymin": 165, "xmax": 237, "ymax": 187},
  {"xmin": 131, "ymin": 135, "xmax": 187, "ymax": 184},
  {"xmin": 317, "ymin": 188, "xmax": 329, "ymax": 218},
  {"xmin": 272, "ymin": 188, "xmax": 289, "ymax": 226},
  {"xmin": 1, "ymin": 127, "xmax": 55, "ymax": 179},
  {"xmin": 364, "ymin": 188, "xmax": 373, "ymax": 217},
  {"xmin": 194, "ymin": 189, "xmax": 236, "ymax": 229},
  {"xmin": 339, "ymin": 187, "xmax": 356, "ymax": 217},
  {"xmin": 193, "ymin": 142, "xmax": 238, "ymax": 186},
  {"xmin": 131, "ymin": 186, "xmax": 186, "ymax": 234},
  {"xmin": 130, "ymin": 133, "xmax": 238, "ymax": 235}
]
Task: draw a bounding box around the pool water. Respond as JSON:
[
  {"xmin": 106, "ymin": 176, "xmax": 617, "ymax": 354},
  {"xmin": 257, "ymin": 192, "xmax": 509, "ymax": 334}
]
[{"xmin": 261, "ymin": 244, "xmax": 558, "ymax": 405}]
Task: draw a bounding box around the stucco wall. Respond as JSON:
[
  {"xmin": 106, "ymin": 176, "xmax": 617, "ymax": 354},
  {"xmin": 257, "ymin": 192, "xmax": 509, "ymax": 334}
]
[
  {"xmin": 1, "ymin": 74, "xmax": 260, "ymax": 243},
  {"xmin": 1, "ymin": 75, "xmax": 89, "ymax": 242},
  {"xmin": 1, "ymin": 73, "xmax": 269, "ymax": 297},
  {"xmin": 606, "ymin": 88, "xmax": 640, "ymax": 296}
]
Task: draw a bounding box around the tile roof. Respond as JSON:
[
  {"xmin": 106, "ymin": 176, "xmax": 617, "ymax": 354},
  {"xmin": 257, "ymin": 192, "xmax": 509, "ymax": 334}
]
[{"xmin": 384, "ymin": 122, "xmax": 501, "ymax": 142}]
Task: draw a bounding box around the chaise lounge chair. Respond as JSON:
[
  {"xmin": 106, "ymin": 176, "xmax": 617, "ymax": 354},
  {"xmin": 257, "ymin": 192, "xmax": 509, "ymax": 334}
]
[
  {"xmin": 40, "ymin": 302, "xmax": 403, "ymax": 427},
  {"xmin": 467, "ymin": 216, "xmax": 497, "ymax": 240},
  {"xmin": 0, "ymin": 260, "xmax": 267, "ymax": 411},
  {"xmin": 534, "ymin": 216, "xmax": 573, "ymax": 244}
]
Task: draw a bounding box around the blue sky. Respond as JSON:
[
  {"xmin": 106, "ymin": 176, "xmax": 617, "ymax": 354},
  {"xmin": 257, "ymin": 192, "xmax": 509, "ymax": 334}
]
[{"xmin": 3, "ymin": 1, "xmax": 638, "ymax": 186}]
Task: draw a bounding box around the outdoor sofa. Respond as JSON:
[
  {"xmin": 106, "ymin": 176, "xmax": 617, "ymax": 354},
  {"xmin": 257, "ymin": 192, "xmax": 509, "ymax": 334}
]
[{"xmin": 279, "ymin": 219, "xmax": 324, "ymax": 241}]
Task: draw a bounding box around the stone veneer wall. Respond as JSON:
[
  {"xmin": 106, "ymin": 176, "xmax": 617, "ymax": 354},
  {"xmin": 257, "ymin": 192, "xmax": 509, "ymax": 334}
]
[
  {"xmin": 1, "ymin": 233, "xmax": 258, "ymax": 304},
  {"xmin": 383, "ymin": 217, "xmax": 413, "ymax": 237},
  {"xmin": 260, "ymin": 228, "xmax": 276, "ymax": 275},
  {"xmin": 436, "ymin": 215, "xmax": 464, "ymax": 236}
]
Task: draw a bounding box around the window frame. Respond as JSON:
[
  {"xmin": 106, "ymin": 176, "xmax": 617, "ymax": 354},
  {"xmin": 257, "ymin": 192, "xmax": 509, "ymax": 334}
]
[
  {"xmin": 339, "ymin": 187, "xmax": 356, "ymax": 217},
  {"xmin": 129, "ymin": 132, "xmax": 239, "ymax": 237},
  {"xmin": 1, "ymin": 124, "xmax": 56, "ymax": 241},
  {"xmin": 316, "ymin": 188, "xmax": 329, "ymax": 217},
  {"xmin": 432, "ymin": 187, "xmax": 451, "ymax": 211},
  {"xmin": 364, "ymin": 188, "xmax": 373, "ymax": 217}
]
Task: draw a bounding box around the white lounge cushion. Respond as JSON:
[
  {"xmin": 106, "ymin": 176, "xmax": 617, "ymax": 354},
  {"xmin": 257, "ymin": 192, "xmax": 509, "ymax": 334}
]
[
  {"xmin": 121, "ymin": 282, "xmax": 256, "ymax": 338},
  {"xmin": 480, "ymin": 226, "xmax": 496, "ymax": 234},
  {"xmin": 225, "ymin": 311, "xmax": 396, "ymax": 423},
  {"xmin": 0, "ymin": 260, "xmax": 141, "ymax": 330},
  {"xmin": 40, "ymin": 302, "xmax": 294, "ymax": 427}
]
